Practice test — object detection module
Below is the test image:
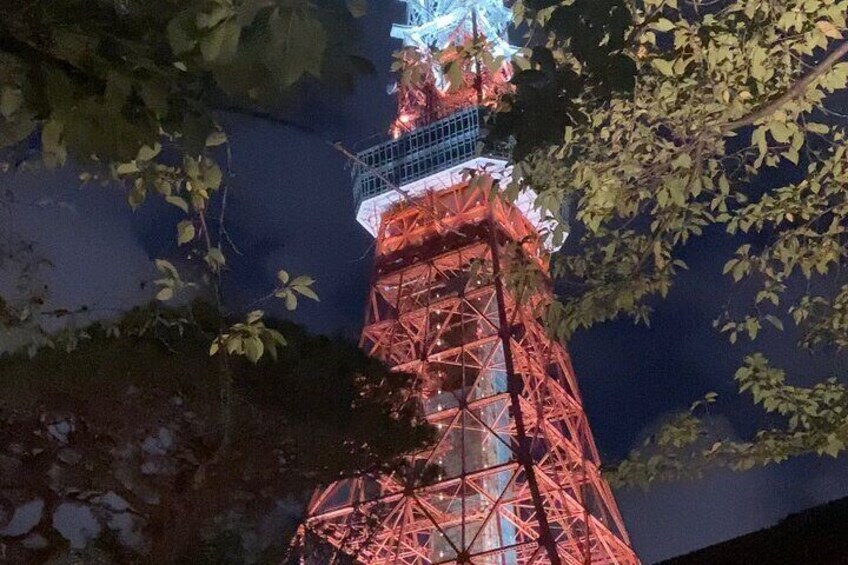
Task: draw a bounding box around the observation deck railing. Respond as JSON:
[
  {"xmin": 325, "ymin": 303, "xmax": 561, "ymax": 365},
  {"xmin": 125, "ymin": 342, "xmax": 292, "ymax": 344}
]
[{"xmin": 352, "ymin": 107, "xmax": 510, "ymax": 210}]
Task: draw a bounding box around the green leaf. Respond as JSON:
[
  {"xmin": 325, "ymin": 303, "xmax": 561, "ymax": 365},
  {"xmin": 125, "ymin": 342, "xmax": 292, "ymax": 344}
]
[
  {"xmin": 41, "ymin": 119, "xmax": 66, "ymax": 168},
  {"xmin": 168, "ymin": 11, "xmax": 197, "ymax": 56},
  {"xmin": 116, "ymin": 162, "xmax": 140, "ymax": 175},
  {"xmin": 277, "ymin": 270, "xmax": 289, "ymax": 284},
  {"xmin": 205, "ymin": 130, "xmax": 228, "ymax": 147},
  {"xmin": 806, "ymin": 122, "xmax": 829, "ymax": 135},
  {"xmin": 653, "ymin": 18, "xmax": 676, "ymax": 32},
  {"xmin": 816, "ymin": 20, "xmax": 843, "ymax": 39},
  {"xmin": 265, "ymin": 6, "xmax": 328, "ymax": 88},
  {"xmin": 652, "ymin": 59, "xmax": 675, "ymax": 77},
  {"xmin": 165, "ymin": 196, "xmax": 190, "ymax": 214},
  {"xmin": 226, "ymin": 335, "xmax": 242, "ymax": 354},
  {"xmin": 155, "ymin": 259, "xmax": 179, "ymax": 278},
  {"xmin": 137, "ymin": 143, "xmax": 162, "ymax": 161},
  {"xmin": 769, "ymin": 121, "xmax": 793, "ymax": 144},
  {"xmin": 266, "ymin": 328, "xmax": 287, "ymax": 347},
  {"xmin": 293, "ymin": 285, "xmax": 319, "ymax": 301},
  {"xmin": 177, "ymin": 220, "xmax": 196, "ymax": 245},
  {"xmin": 0, "ymin": 87, "xmax": 23, "ymax": 119},
  {"xmin": 156, "ymin": 287, "xmax": 174, "ymax": 301},
  {"xmin": 128, "ymin": 178, "xmax": 147, "ymax": 209},
  {"xmin": 261, "ymin": 337, "xmax": 279, "ymax": 361},
  {"xmin": 237, "ymin": 0, "xmax": 274, "ymax": 25},
  {"xmin": 201, "ymin": 19, "xmax": 241, "ymax": 64},
  {"xmin": 444, "ymin": 61, "xmax": 465, "ymax": 89},
  {"xmin": 821, "ymin": 432, "xmax": 844, "ymax": 457},
  {"xmin": 752, "ymin": 126, "xmax": 768, "ymax": 162},
  {"xmin": 205, "ymin": 247, "xmax": 226, "ymax": 271},
  {"xmin": 246, "ymin": 309, "xmax": 264, "ymax": 324},
  {"xmin": 203, "ymin": 160, "xmax": 223, "ymax": 190},
  {"xmin": 346, "ymin": 0, "xmax": 367, "ymax": 18},
  {"xmin": 197, "ymin": 4, "xmax": 233, "ymax": 29},
  {"xmin": 285, "ymin": 292, "xmax": 297, "ymax": 311},
  {"xmin": 244, "ymin": 336, "xmax": 264, "ymax": 363},
  {"xmin": 764, "ymin": 314, "xmax": 784, "ymax": 331}
]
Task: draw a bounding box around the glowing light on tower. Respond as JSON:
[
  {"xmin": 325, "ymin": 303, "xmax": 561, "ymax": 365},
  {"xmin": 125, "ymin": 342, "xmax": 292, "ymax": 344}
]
[
  {"xmin": 388, "ymin": 0, "xmax": 514, "ymax": 135},
  {"xmin": 390, "ymin": 0, "xmax": 515, "ymax": 59},
  {"xmin": 299, "ymin": 1, "xmax": 641, "ymax": 564}
]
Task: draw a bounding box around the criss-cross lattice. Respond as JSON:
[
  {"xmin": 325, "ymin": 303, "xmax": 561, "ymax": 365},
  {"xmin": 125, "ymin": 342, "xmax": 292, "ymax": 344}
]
[{"xmin": 303, "ymin": 182, "xmax": 640, "ymax": 565}]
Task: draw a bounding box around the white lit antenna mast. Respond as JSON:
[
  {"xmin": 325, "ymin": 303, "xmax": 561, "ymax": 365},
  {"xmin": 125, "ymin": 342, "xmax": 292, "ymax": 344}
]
[{"xmin": 389, "ymin": 0, "xmax": 515, "ymax": 59}]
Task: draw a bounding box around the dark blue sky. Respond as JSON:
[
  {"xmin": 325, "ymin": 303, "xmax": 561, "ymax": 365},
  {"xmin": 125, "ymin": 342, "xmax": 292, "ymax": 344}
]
[{"xmin": 2, "ymin": 2, "xmax": 847, "ymax": 562}]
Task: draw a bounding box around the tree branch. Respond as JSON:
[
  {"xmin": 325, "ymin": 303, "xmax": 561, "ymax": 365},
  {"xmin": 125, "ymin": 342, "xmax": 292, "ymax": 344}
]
[
  {"xmin": 215, "ymin": 105, "xmax": 319, "ymax": 135},
  {"xmin": 721, "ymin": 40, "xmax": 848, "ymax": 132},
  {"xmin": 624, "ymin": 0, "xmax": 668, "ymax": 45}
]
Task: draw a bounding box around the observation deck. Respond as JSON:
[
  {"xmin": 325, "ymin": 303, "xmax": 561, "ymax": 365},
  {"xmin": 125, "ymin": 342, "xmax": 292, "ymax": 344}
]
[{"xmin": 351, "ymin": 107, "xmax": 560, "ymax": 248}]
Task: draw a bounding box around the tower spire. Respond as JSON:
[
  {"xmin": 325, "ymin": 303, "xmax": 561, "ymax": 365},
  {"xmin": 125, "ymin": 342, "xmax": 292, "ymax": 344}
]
[
  {"xmin": 390, "ymin": 0, "xmax": 514, "ymax": 134},
  {"xmin": 390, "ymin": 0, "xmax": 514, "ymax": 59}
]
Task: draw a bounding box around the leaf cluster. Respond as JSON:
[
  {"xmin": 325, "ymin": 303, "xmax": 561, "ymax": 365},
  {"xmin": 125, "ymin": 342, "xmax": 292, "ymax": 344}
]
[
  {"xmin": 494, "ymin": 0, "xmax": 848, "ymax": 482},
  {"xmin": 609, "ymin": 354, "xmax": 848, "ymax": 486}
]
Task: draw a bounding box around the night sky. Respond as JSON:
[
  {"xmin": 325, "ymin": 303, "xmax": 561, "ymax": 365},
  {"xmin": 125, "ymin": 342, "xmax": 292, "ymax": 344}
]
[{"xmin": 2, "ymin": 2, "xmax": 848, "ymax": 563}]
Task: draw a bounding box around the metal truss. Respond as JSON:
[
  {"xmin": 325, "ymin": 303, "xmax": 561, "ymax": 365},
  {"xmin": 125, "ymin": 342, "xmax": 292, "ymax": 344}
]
[
  {"xmin": 303, "ymin": 182, "xmax": 641, "ymax": 565},
  {"xmin": 391, "ymin": 0, "xmax": 514, "ymax": 58}
]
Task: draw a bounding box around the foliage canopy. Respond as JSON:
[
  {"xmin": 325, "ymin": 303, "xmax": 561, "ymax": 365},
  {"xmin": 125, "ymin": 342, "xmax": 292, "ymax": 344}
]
[
  {"xmin": 0, "ymin": 303, "xmax": 430, "ymax": 562},
  {"xmin": 485, "ymin": 0, "xmax": 848, "ymax": 483}
]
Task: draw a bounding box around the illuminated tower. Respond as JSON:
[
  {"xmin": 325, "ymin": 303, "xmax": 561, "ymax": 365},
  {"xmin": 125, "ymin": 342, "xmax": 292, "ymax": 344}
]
[{"xmin": 301, "ymin": 2, "xmax": 640, "ymax": 564}]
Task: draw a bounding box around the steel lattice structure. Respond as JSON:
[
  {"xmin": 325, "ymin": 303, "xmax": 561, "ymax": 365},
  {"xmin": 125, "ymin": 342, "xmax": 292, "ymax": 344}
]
[
  {"xmin": 299, "ymin": 1, "xmax": 640, "ymax": 563},
  {"xmin": 302, "ymin": 178, "xmax": 639, "ymax": 565}
]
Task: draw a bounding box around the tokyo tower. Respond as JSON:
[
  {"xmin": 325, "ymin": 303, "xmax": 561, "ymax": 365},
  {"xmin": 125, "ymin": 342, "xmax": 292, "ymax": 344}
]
[{"xmin": 300, "ymin": 1, "xmax": 641, "ymax": 563}]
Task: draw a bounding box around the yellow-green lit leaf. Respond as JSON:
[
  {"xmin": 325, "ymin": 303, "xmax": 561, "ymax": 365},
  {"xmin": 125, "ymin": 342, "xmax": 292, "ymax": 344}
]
[
  {"xmin": 155, "ymin": 259, "xmax": 179, "ymax": 277},
  {"xmin": 204, "ymin": 161, "xmax": 223, "ymax": 190},
  {"xmin": 177, "ymin": 220, "xmax": 196, "ymax": 245},
  {"xmin": 764, "ymin": 315, "xmax": 784, "ymax": 331},
  {"xmin": 128, "ymin": 178, "xmax": 147, "ymax": 209},
  {"xmin": 290, "ymin": 275, "xmax": 314, "ymax": 286},
  {"xmin": 807, "ymin": 122, "xmax": 829, "ymax": 135},
  {"xmin": 205, "ymin": 247, "xmax": 226, "ymax": 271},
  {"xmin": 244, "ymin": 336, "xmax": 264, "ymax": 363},
  {"xmin": 165, "ymin": 195, "xmax": 190, "ymax": 213},
  {"xmin": 156, "ymin": 287, "xmax": 174, "ymax": 301},
  {"xmin": 41, "ymin": 119, "xmax": 66, "ymax": 168},
  {"xmin": 346, "ymin": 0, "xmax": 367, "ymax": 18},
  {"xmin": 816, "ymin": 20, "xmax": 843, "ymax": 39},
  {"xmin": 653, "ymin": 18, "xmax": 676, "ymax": 32},
  {"xmin": 167, "ymin": 11, "xmax": 197, "ymax": 55},
  {"xmin": 267, "ymin": 6, "xmax": 327, "ymax": 88},
  {"xmin": 293, "ymin": 285, "xmax": 319, "ymax": 301},
  {"xmin": 0, "ymin": 87, "xmax": 23, "ymax": 119},
  {"xmin": 116, "ymin": 162, "xmax": 140, "ymax": 175},
  {"xmin": 769, "ymin": 122, "xmax": 793, "ymax": 144},
  {"xmin": 205, "ymin": 130, "xmax": 228, "ymax": 147},
  {"xmin": 137, "ymin": 143, "xmax": 162, "ymax": 161},
  {"xmin": 266, "ymin": 328, "xmax": 286, "ymax": 347},
  {"xmin": 226, "ymin": 335, "xmax": 242, "ymax": 354},
  {"xmin": 652, "ymin": 59, "xmax": 675, "ymax": 76},
  {"xmin": 285, "ymin": 292, "xmax": 297, "ymax": 311}
]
